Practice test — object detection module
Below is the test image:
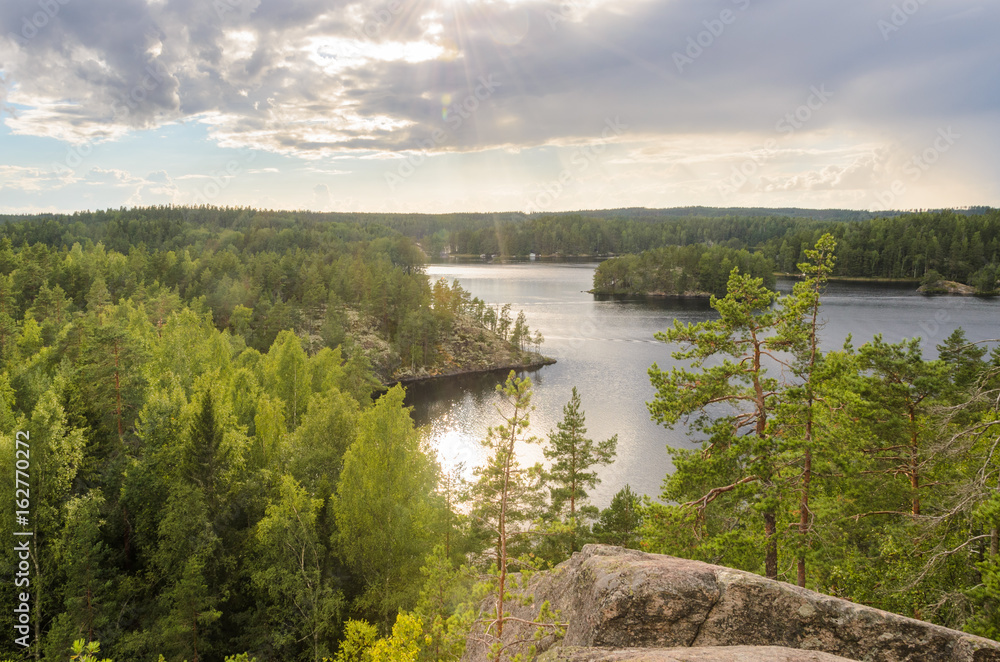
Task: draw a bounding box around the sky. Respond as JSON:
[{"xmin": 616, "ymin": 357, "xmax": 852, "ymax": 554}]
[{"xmin": 0, "ymin": 0, "xmax": 998, "ymax": 215}]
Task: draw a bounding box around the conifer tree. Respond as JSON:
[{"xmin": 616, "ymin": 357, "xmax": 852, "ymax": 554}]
[
  {"xmin": 856, "ymin": 336, "xmax": 950, "ymax": 517},
  {"xmin": 153, "ymin": 484, "xmax": 222, "ymax": 662},
  {"xmin": 186, "ymin": 391, "xmax": 226, "ymax": 507},
  {"xmin": 467, "ymin": 372, "xmax": 545, "ymax": 570},
  {"xmin": 937, "ymin": 327, "xmax": 988, "ymax": 390},
  {"xmin": 648, "ymin": 267, "xmax": 797, "ymax": 579},
  {"xmin": 465, "ymin": 373, "xmax": 563, "ymax": 662},
  {"xmin": 593, "ymin": 485, "xmax": 642, "ymax": 548},
  {"xmin": 543, "ymin": 386, "xmax": 617, "ymax": 556},
  {"xmin": 777, "ymin": 233, "xmax": 836, "ymax": 586}
]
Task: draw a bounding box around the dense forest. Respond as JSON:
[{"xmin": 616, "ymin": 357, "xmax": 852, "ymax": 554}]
[
  {"xmin": 0, "ymin": 208, "xmax": 624, "ymax": 662},
  {"xmin": 1, "ymin": 207, "xmax": 999, "ymax": 661},
  {"xmin": 0, "ymin": 208, "xmax": 547, "ymax": 384}
]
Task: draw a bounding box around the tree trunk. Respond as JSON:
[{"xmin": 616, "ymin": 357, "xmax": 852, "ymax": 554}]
[
  {"xmin": 764, "ymin": 511, "xmax": 778, "ymax": 580},
  {"xmin": 113, "ymin": 338, "xmax": 123, "ymax": 438},
  {"xmin": 798, "ymin": 447, "xmax": 811, "ymax": 587},
  {"xmin": 192, "ymin": 613, "xmax": 200, "ymax": 662},
  {"xmin": 992, "ymin": 477, "xmax": 1000, "ymax": 557},
  {"xmin": 909, "ymin": 407, "xmax": 920, "ymax": 516}
]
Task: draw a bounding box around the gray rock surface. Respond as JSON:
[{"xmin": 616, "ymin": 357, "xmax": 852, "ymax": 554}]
[
  {"xmin": 538, "ymin": 645, "xmax": 854, "ymax": 661},
  {"xmin": 462, "ymin": 545, "xmax": 1000, "ymax": 662}
]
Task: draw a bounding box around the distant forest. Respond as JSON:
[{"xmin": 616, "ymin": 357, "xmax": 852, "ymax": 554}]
[{"xmin": 4, "ymin": 207, "xmax": 999, "ymax": 286}]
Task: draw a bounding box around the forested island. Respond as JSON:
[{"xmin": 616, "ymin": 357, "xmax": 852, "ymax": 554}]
[
  {"xmin": 590, "ymin": 245, "xmax": 775, "ymax": 297},
  {"xmin": 576, "ymin": 208, "xmax": 997, "ymax": 297},
  {"xmin": 0, "ymin": 207, "xmax": 998, "ymax": 661}
]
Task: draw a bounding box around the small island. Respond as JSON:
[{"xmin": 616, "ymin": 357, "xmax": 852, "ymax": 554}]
[
  {"xmin": 919, "ymin": 268, "xmax": 998, "ymax": 296},
  {"xmin": 590, "ymin": 244, "xmax": 776, "ymax": 297}
]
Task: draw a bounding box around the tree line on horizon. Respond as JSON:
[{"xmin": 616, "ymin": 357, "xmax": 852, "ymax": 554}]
[{"xmin": 4, "ymin": 207, "xmax": 1000, "ymax": 287}]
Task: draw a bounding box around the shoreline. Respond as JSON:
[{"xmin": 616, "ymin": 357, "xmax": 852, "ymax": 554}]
[
  {"xmin": 386, "ymin": 354, "xmax": 557, "ymax": 387},
  {"xmin": 776, "ymin": 273, "xmax": 921, "ymax": 284},
  {"xmin": 589, "ymin": 289, "xmax": 713, "ymax": 299}
]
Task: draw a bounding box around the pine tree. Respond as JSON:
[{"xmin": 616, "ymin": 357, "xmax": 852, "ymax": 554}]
[
  {"xmin": 465, "ymin": 372, "xmax": 563, "ymax": 662},
  {"xmin": 647, "ymin": 267, "xmax": 797, "ymax": 579},
  {"xmin": 467, "ymin": 372, "xmax": 545, "ymax": 570},
  {"xmin": 777, "ymin": 233, "xmax": 836, "ymax": 586},
  {"xmin": 543, "ymin": 387, "xmax": 617, "ymax": 557},
  {"xmin": 856, "ymin": 336, "xmax": 950, "ymax": 517},
  {"xmin": 937, "ymin": 327, "xmax": 987, "ymax": 390},
  {"xmin": 592, "ymin": 485, "xmax": 642, "ymax": 548}
]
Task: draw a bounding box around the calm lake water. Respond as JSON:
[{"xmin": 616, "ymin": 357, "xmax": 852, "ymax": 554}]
[{"xmin": 404, "ymin": 261, "xmax": 1000, "ymax": 507}]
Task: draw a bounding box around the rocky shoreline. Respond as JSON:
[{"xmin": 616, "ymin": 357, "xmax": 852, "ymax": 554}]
[
  {"xmin": 918, "ymin": 279, "xmax": 979, "ymax": 295},
  {"xmin": 386, "ymin": 353, "xmax": 556, "ymax": 387}
]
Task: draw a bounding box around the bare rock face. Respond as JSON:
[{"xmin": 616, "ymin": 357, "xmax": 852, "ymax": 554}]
[
  {"xmin": 462, "ymin": 545, "xmax": 1000, "ymax": 662},
  {"xmin": 537, "ymin": 645, "xmax": 855, "ymax": 661}
]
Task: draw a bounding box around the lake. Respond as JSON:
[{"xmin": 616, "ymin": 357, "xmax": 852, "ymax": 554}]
[{"xmin": 404, "ymin": 261, "xmax": 1000, "ymax": 507}]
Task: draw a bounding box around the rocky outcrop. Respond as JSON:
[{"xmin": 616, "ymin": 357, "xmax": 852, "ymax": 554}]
[
  {"xmin": 917, "ymin": 279, "xmax": 977, "ymax": 295},
  {"xmin": 538, "ymin": 646, "xmax": 855, "ymax": 661},
  {"xmin": 462, "ymin": 545, "xmax": 1000, "ymax": 662}
]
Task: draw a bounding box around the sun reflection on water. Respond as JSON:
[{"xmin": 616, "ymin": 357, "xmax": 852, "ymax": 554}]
[{"xmin": 427, "ymin": 421, "xmax": 484, "ymax": 480}]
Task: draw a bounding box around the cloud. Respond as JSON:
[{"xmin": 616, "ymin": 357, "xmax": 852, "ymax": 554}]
[
  {"xmin": 1, "ymin": 0, "xmax": 993, "ymax": 156},
  {"xmin": 0, "ymin": 165, "xmax": 71, "ymax": 191},
  {"xmin": 310, "ymin": 183, "xmax": 332, "ymax": 210},
  {"xmin": 83, "ymin": 167, "xmax": 142, "ymax": 185},
  {"xmin": 758, "ymin": 152, "xmax": 883, "ymax": 193},
  {"xmin": 0, "ymin": 0, "xmax": 997, "ymax": 213}
]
